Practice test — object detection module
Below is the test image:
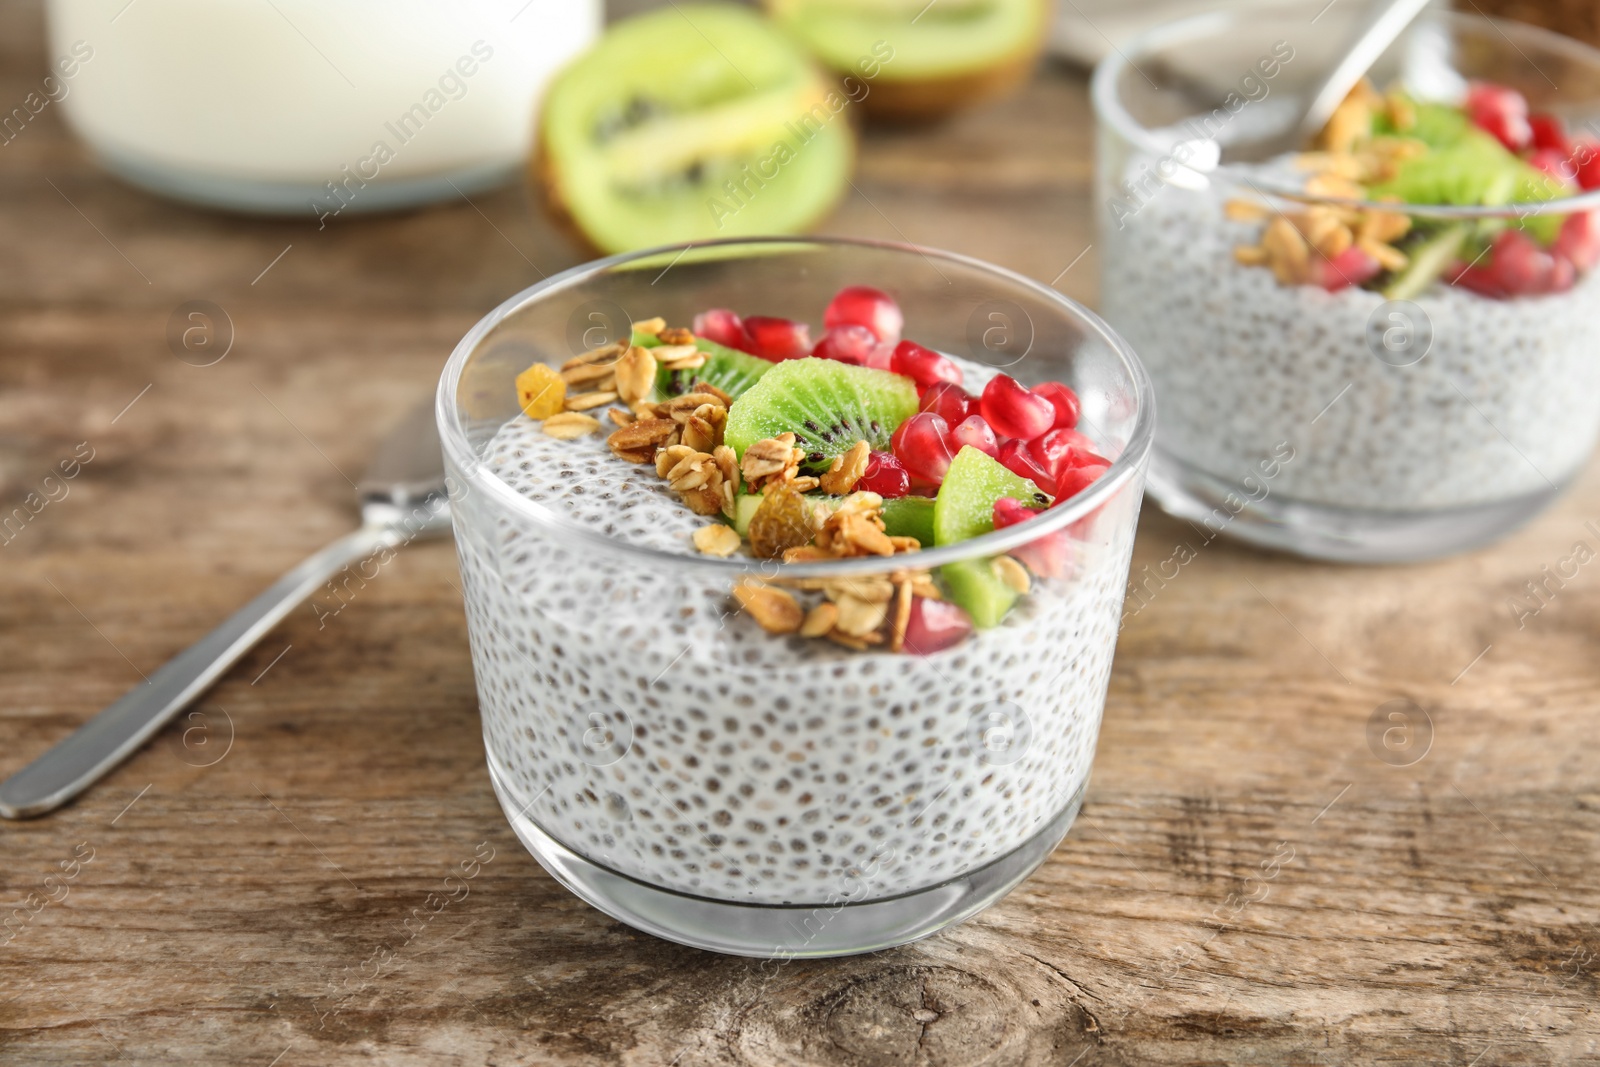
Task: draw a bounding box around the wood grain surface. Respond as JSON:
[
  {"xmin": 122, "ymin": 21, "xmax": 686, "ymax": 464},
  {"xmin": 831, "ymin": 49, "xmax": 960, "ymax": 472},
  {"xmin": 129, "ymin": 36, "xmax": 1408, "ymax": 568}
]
[{"xmin": 2, "ymin": 1, "xmax": 1598, "ymax": 1064}]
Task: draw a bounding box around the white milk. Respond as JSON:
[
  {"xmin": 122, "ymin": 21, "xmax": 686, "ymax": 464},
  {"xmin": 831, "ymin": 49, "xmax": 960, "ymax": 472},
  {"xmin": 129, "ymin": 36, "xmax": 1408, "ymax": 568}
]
[{"xmin": 46, "ymin": 0, "xmax": 600, "ymax": 215}]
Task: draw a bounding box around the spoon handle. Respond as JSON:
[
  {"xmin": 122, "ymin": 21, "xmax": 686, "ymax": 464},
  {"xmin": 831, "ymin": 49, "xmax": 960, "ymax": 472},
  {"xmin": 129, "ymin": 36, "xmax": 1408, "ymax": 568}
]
[
  {"xmin": 0, "ymin": 524, "xmax": 400, "ymax": 819},
  {"xmin": 1297, "ymin": 0, "xmax": 1438, "ymax": 144}
]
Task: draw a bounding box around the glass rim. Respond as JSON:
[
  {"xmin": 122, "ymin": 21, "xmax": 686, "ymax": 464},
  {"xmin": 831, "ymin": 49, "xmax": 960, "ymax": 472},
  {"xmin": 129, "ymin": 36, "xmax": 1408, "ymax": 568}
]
[
  {"xmin": 1089, "ymin": 7, "xmax": 1600, "ymax": 218},
  {"xmin": 435, "ymin": 235, "xmax": 1156, "ymax": 579}
]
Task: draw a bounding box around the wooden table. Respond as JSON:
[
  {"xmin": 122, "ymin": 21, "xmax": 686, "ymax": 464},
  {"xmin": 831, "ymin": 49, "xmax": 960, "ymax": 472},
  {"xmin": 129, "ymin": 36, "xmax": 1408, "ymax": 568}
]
[{"xmin": 3, "ymin": 3, "xmax": 1597, "ymax": 1064}]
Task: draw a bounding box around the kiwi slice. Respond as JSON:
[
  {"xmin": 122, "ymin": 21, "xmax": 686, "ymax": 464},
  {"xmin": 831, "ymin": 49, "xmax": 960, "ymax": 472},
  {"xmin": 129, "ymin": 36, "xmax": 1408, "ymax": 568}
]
[
  {"xmin": 880, "ymin": 495, "xmax": 936, "ymax": 545},
  {"xmin": 734, "ymin": 492, "xmax": 767, "ymax": 536},
  {"xmin": 536, "ymin": 4, "xmax": 854, "ymax": 254},
  {"xmin": 634, "ymin": 331, "xmax": 773, "ymax": 400},
  {"xmin": 1382, "ymin": 224, "xmax": 1468, "ymax": 301},
  {"xmin": 1369, "ymin": 130, "xmax": 1571, "ymax": 244},
  {"xmin": 724, "ymin": 357, "xmax": 919, "ymax": 474},
  {"xmin": 933, "ymin": 446, "xmax": 1052, "ymax": 628},
  {"xmin": 764, "ymin": 0, "xmax": 1047, "ymax": 120},
  {"xmin": 1372, "ymin": 97, "xmax": 1472, "ymax": 148}
]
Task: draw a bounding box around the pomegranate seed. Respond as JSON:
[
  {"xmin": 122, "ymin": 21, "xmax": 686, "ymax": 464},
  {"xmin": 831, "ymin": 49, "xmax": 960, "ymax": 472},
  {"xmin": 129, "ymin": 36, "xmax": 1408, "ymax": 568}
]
[
  {"xmin": 1572, "ymin": 139, "xmax": 1600, "ymax": 190},
  {"xmin": 1476, "ymin": 109, "xmax": 1534, "ymax": 151},
  {"xmin": 1466, "ymin": 81, "xmax": 1532, "ymax": 151},
  {"xmin": 1316, "ymin": 246, "xmax": 1383, "ymax": 291},
  {"xmin": 1032, "ymin": 381, "xmax": 1080, "ymax": 429},
  {"xmin": 823, "ymin": 285, "xmax": 903, "ymax": 345},
  {"xmin": 1489, "ymin": 229, "xmax": 1557, "ymax": 294},
  {"xmin": 1529, "ymin": 148, "xmax": 1574, "ymax": 182},
  {"xmin": 1448, "ymin": 261, "xmax": 1508, "ymax": 298},
  {"xmin": 1548, "ymin": 256, "xmax": 1577, "ymax": 292},
  {"xmin": 902, "ymin": 596, "xmax": 973, "ymax": 655},
  {"xmin": 1055, "ymin": 462, "xmax": 1110, "ymax": 502},
  {"xmin": 1555, "ymin": 211, "xmax": 1600, "ymax": 271},
  {"xmin": 980, "ymin": 375, "xmax": 1056, "ymax": 441},
  {"xmin": 1030, "ymin": 427, "xmax": 1109, "ymax": 479},
  {"xmin": 742, "ymin": 315, "xmax": 812, "ymax": 361},
  {"xmin": 950, "ymin": 415, "xmax": 999, "ymax": 457},
  {"xmin": 856, "ymin": 450, "xmax": 910, "ymax": 497},
  {"xmin": 890, "ymin": 412, "xmax": 957, "ymax": 485},
  {"xmin": 891, "ymin": 340, "xmax": 963, "ymax": 390},
  {"xmin": 996, "ymin": 439, "xmax": 1052, "ymax": 489},
  {"xmin": 992, "ymin": 497, "xmax": 1068, "ymax": 578},
  {"xmin": 1530, "ymin": 113, "xmax": 1570, "ymax": 153},
  {"xmin": 693, "ymin": 308, "xmax": 751, "ymax": 352},
  {"xmin": 1027, "ymin": 439, "xmax": 1065, "ymax": 477},
  {"xmin": 992, "ymin": 496, "xmax": 1040, "ymax": 529},
  {"xmin": 812, "ymin": 324, "xmax": 882, "ymax": 366},
  {"xmin": 919, "ymin": 381, "xmax": 973, "ymax": 425}
]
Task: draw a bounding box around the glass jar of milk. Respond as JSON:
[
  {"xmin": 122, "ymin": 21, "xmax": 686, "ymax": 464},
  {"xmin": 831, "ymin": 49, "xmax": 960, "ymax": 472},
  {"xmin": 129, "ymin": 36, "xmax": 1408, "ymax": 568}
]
[{"xmin": 45, "ymin": 0, "xmax": 599, "ymax": 218}]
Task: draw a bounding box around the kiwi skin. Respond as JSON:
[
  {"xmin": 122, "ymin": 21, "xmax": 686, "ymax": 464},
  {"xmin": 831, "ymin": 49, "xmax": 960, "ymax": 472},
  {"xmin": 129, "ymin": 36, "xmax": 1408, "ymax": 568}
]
[
  {"xmin": 765, "ymin": 0, "xmax": 1049, "ymax": 122},
  {"xmin": 860, "ymin": 45, "xmax": 1042, "ymax": 122}
]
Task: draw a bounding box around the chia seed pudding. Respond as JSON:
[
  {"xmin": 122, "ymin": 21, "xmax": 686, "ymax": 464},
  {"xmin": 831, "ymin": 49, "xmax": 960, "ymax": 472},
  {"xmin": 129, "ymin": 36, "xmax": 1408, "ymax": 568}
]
[
  {"xmin": 446, "ymin": 288, "xmax": 1147, "ymax": 908},
  {"xmin": 1103, "ymin": 184, "xmax": 1600, "ymax": 510},
  {"xmin": 1100, "ymin": 78, "xmax": 1600, "ymax": 516}
]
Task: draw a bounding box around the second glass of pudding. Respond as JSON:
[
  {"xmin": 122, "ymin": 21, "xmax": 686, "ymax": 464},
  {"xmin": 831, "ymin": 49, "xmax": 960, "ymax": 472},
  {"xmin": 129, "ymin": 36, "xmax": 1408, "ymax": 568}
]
[
  {"xmin": 438, "ymin": 238, "xmax": 1153, "ymax": 957},
  {"xmin": 1094, "ymin": 6, "xmax": 1600, "ymax": 561}
]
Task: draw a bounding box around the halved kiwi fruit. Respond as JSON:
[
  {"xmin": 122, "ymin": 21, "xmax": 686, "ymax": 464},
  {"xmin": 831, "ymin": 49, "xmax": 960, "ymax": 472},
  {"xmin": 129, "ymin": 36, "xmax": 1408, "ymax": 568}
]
[
  {"xmin": 724, "ymin": 357, "xmax": 919, "ymax": 474},
  {"xmin": 764, "ymin": 0, "xmax": 1047, "ymax": 120},
  {"xmin": 536, "ymin": 3, "xmax": 854, "ymax": 254}
]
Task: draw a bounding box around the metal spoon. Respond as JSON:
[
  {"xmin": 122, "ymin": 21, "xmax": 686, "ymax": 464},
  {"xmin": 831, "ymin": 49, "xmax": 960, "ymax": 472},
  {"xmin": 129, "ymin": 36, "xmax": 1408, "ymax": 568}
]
[
  {"xmin": 0, "ymin": 400, "xmax": 451, "ymax": 819},
  {"xmin": 1231, "ymin": 0, "xmax": 1438, "ymax": 161}
]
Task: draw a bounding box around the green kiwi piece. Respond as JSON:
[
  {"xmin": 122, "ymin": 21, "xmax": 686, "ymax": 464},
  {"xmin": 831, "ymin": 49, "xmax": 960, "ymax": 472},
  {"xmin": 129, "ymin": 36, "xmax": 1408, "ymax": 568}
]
[
  {"xmin": 1368, "ymin": 130, "xmax": 1572, "ymax": 244},
  {"xmin": 723, "ymin": 357, "xmax": 919, "ymax": 474},
  {"xmin": 734, "ymin": 493, "xmax": 766, "ymax": 537},
  {"xmin": 933, "ymin": 447, "xmax": 1051, "ymax": 546},
  {"xmin": 633, "ymin": 331, "xmax": 774, "ymax": 400},
  {"xmin": 1373, "ymin": 97, "xmax": 1472, "ymax": 148},
  {"xmin": 536, "ymin": 4, "xmax": 853, "ymax": 254},
  {"xmin": 1382, "ymin": 224, "xmax": 1468, "ymax": 301},
  {"xmin": 880, "ymin": 495, "xmax": 936, "ymax": 546},
  {"xmin": 932, "ymin": 446, "xmax": 1052, "ymax": 628},
  {"xmin": 940, "ymin": 559, "xmax": 1018, "ymax": 629},
  {"xmin": 764, "ymin": 0, "xmax": 1047, "ymax": 120}
]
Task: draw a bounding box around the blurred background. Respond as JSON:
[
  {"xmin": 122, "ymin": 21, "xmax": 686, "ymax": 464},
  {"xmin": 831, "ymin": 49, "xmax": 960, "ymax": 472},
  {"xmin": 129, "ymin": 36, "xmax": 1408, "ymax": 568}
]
[
  {"xmin": 0, "ymin": 0, "xmax": 1106, "ymax": 726},
  {"xmin": 4, "ymin": 0, "xmax": 1584, "ymax": 535},
  {"xmin": 9, "ymin": 0, "xmax": 1587, "ymax": 327}
]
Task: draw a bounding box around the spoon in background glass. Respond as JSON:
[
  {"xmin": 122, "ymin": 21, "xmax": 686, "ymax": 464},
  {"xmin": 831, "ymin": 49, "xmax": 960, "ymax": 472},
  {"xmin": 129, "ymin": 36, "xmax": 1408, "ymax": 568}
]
[
  {"xmin": 0, "ymin": 400, "xmax": 452, "ymax": 819},
  {"xmin": 1189, "ymin": 0, "xmax": 1440, "ymax": 166}
]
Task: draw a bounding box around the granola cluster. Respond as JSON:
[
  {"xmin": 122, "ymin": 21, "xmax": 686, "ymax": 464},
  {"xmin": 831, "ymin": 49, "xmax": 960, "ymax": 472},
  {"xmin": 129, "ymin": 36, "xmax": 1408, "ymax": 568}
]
[
  {"xmin": 723, "ymin": 488, "xmax": 939, "ymax": 650},
  {"xmin": 1230, "ymin": 199, "xmax": 1412, "ymax": 284},
  {"xmin": 515, "ymin": 317, "xmax": 927, "ymax": 562},
  {"xmin": 1230, "ymin": 82, "xmax": 1418, "ymax": 285},
  {"xmin": 513, "ymin": 314, "xmax": 949, "ymax": 655},
  {"xmin": 734, "ymin": 565, "xmax": 942, "ymax": 652}
]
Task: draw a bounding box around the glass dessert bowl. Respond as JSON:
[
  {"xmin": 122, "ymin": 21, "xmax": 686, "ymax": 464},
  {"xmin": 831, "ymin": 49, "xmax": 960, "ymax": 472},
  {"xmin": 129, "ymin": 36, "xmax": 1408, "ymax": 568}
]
[
  {"xmin": 1093, "ymin": 6, "xmax": 1600, "ymax": 561},
  {"xmin": 436, "ymin": 237, "xmax": 1154, "ymax": 957}
]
